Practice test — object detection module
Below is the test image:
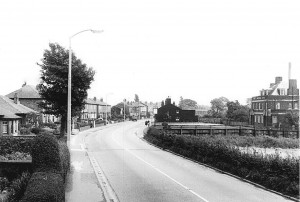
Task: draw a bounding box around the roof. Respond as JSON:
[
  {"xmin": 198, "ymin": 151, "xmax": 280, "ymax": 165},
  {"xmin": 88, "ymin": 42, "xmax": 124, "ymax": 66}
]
[
  {"xmin": 264, "ymin": 81, "xmax": 289, "ymax": 95},
  {"xmin": 85, "ymin": 98, "xmax": 110, "ymax": 106},
  {"xmin": 0, "ymin": 95, "xmax": 36, "ymax": 115},
  {"xmin": 0, "ymin": 107, "xmax": 22, "ymax": 119},
  {"xmin": 129, "ymin": 102, "xmax": 147, "ymax": 107},
  {"xmin": 6, "ymin": 85, "xmax": 41, "ymax": 99}
]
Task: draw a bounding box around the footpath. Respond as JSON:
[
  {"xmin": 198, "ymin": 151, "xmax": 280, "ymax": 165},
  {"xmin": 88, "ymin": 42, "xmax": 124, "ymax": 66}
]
[{"xmin": 65, "ymin": 127, "xmax": 105, "ymax": 202}]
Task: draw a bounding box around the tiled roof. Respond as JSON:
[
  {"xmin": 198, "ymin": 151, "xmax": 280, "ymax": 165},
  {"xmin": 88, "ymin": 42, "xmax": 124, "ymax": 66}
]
[
  {"xmin": 0, "ymin": 95, "xmax": 36, "ymax": 115},
  {"xmin": 0, "ymin": 107, "xmax": 22, "ymax": 119},
  {"xmin": 6, "ymin": 85, "xmax": 41, "ymax": 99},
  {"xmin": 85, "ymin": 98, "xmax": 110, "ymax": 106}
]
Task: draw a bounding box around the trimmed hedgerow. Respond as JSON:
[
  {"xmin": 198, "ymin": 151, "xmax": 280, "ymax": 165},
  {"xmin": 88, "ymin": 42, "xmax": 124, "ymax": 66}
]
[
  {"xmin": 145, "ymin": 127, "xmax": 299, "ymax": 199},
  {"xmin": 58, "ymin": 140, "xmax": 70, "ymax": 182},
  {"xmin": 20, "ymin": 172, "xmax": 64, "ymax": 202},
  {"xmin": 30, "ymin": 134, "xmax": 61, "ymax": 173},
  {"xmin": 0, "ymin": 136, "xmax": 33, "ymax": 155}
]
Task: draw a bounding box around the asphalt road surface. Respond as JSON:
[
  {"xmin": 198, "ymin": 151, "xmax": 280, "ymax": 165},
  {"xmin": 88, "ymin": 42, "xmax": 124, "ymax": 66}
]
[{"xmin": 84, "ymin": 121, "xmax": 294, "ymax": 202}]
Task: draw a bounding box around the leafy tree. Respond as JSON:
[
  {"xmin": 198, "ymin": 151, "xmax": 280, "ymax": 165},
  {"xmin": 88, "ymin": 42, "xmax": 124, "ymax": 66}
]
[
  {"xmin": 37, "ymin": 43, "xmax": 95, "ymax": 136},
  {"xmin": 208, "ymin": 97, "xmax": 229, "ymax": 118},
  {"xmin": 179, "ymin": 98, "xmax": 197, "ymax": 110},
  {"xmin": 226, "ymin": 101, "xmax": 250, "ymax": 122},
  {"xmin": 281, "ymin": 111, "xmax": 299, "ymax": 129},
  {"xmin": 134, "ymin": 94, "xmax": 139, "ymax": 102}
]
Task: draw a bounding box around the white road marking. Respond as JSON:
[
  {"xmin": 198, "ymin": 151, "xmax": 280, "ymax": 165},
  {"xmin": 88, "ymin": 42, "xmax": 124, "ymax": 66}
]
[{"xmin": 112, "ymin": 135, "xmax": 210, "ymax": 202}]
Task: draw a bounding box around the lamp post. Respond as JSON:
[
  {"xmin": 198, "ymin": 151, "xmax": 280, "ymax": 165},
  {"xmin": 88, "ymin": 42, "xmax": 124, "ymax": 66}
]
[
  {"xmin": 105, "ymin": 93, "xmax": 113, "ymax": 125},
  {"xmin": 123, "ymin": 99, "xmax": 126, "ymax": 122},
  {"xmin": 67, "ymin": 29, "xmax": 103, "ymax": 147}
]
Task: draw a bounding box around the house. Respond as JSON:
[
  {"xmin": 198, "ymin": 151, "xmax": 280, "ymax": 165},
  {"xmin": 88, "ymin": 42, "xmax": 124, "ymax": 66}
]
[
  {"xmin": 155, "ymin": 97, "xmax": 198, "ymax": 122},
  {"xmin": 80, "ymin": 97, "xmax": 111, "ymax": 121},
  {"xmin": 250, "ymin": 73, "xmax": 299, "ymax": 128},
  {"xmin": 0, "ymin": 95, "xmax": 36, "ymax": 135},
  {"xmin": 6, "ymin": 84, "xmax": 58, "ymax": 123},
  {"xmin": 128, "ymin": 102, "xmax": 148, "ymax": 118}
]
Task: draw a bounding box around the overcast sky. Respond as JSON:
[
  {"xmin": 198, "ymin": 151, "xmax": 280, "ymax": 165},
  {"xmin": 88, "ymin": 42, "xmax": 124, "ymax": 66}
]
[{"xmin": 0, "ymin": 0, "xmax": 299, "ymax": 106}]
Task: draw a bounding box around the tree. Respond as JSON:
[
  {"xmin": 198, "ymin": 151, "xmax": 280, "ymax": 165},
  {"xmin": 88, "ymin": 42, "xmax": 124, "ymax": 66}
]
[
  {"xmin": 208, "ymin": 97, "xmax": 229, "ymax": 118},
  {"xmin": 179, "ymin": 98, "xmax": 198, "ymax": 110},
  {"xmin": 281, "ymin": 111, "xmax": 299, "ymax": 130},
  {"xmin": 134, "ymin": 94, "xmax": 139, "ymax": 102},
  {"xmin": 37, "ymin": 43, "xmax": 95, "ymax": 136},
  {"xmin": 226, "ymin": 101, "xmax": 250, "ymax": 122}
]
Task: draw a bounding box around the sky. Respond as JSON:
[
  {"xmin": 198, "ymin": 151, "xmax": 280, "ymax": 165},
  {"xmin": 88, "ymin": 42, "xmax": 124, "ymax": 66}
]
[{"xmin": 0, "ymin": 0, "xmax": 300, "ymax": 106}]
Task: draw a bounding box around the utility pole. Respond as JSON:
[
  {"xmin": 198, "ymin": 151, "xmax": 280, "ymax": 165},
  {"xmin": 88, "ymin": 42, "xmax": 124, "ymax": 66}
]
[{"xmin": 124, "ymin": 99, "xmax": 126, "ymax": 122}]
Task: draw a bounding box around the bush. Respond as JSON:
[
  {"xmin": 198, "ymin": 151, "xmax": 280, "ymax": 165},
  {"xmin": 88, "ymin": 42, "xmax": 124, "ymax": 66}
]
[
  {"xmin": 20, "ymin": 127, "xmax": 32, "ymax": 135},
  {"xmin": 31, "ymin": 127, "xmax": 42, "ymax": 134},
  {"xmin": 8, "ymin": 172, "xmax": 32, "ymax": 202},
  {"xmin": 145, "ymin": 127, "xmax": 300, "ymax": 199},
  {"xmin": 20, "ymin": 172, "xmax": 64, "ymax": 202},
  {"xmin": 58, "ymin": 140, "xmax": 70, "ymax": 182},
  {"xmin": 0, "ymin": 137, "xmax": 33, "ymax": 155},
  {"xmin": 30, "ymin": 134, "xmax": 61, "ymax": 173}
]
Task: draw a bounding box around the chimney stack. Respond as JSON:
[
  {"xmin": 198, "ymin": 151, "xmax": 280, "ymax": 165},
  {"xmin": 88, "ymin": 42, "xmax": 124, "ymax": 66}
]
[
  {"xmin": 14, "ymin": 93, "xmax": 20, "ymax": 104},
  {"xmin": 165, "ymin": 97, "xmax": 171, "ymax": 105},
  {"xmin": 275, "ymin": 77, "xmax": 282, "ymax": 84},
  {"xmin": 288, "ymin": 62, "xmax": 291, "ymax": 80}
]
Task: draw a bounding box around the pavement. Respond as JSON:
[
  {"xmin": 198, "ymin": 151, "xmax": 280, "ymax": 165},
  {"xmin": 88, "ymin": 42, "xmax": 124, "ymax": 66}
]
[{"xmin": 65, "ymin": 128, "xmax": 106, "ymax": 202}]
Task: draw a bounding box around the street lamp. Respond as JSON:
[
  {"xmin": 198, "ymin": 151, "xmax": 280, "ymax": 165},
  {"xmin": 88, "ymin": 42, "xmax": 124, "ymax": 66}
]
[
  {"xmin": 67, "ymin": 29, "xmax": 103, "ymax": 147},
  {"xmin": 105, "ymin": 93, "xmax": 113, "ymax": 125}
]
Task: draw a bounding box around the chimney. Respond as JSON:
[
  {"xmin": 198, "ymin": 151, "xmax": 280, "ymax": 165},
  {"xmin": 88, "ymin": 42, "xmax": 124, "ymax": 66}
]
[
  {"xmin": 14, "ymin": 93, "xmax": 20, "ymax": 104},
  {"xmin": 165, "ymin": 97, "xmax": 171, "ymax": 105},
  {"xmin": 275, "ymin": 77, "xmax": 282, "ymax": 84},
  {"xmin": 287, "ymin": 79, "xmax": 299, "ymax": 95},
  {"xmin": 100, "ymin": 98, "xmax": 103, "ymax": 102},
  {"xmin": 93, "ymin": 97, "xmax": 97, "ymax": 101},
  {"xmin": 269, "ymin": 83, "xmax": 275, "ymax": 88},
  {"xmin": 288, "ymin": 62, "xmax": 291, "ymax": 80}
]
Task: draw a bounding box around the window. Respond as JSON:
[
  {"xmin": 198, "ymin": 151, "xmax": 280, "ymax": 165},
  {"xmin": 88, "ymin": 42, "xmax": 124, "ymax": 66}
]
[
  {"xmin": 176, "ymin": 110, "xmax": 179, "ymax": 114},
  {"xmin": 288, "ymin": 103, "xmax": 292, "ymax": 109},
  {"xmin": 261, "ymin": 115, "xmax": 264, "ymax": 124},
  {"xmin": 2, "ymin": 121, "xmax": 8, "ymax": 134},
  {"xmin": 257, "ymin": 116, "xmax": 261, "ymax": 123},
  {"xmin": 295, "ymin": 103, "xmax": 298, "ymax": 109},
  {"xmin": 254, "ymin": 116, "xmax": 257, "ymax": 123},
  {"xmin": 275, "ymin": 102, "xmax": 280, "ymax": 109},
  {"xmin": 272, "ymin": 116, "xmax": 277, "ymax": 124}
]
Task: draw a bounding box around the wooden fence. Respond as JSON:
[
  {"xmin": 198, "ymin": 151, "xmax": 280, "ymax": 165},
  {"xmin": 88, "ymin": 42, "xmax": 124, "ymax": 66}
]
[{"xmin": 152, "ymin": 123, "xmax": 299, "ymax": 139}]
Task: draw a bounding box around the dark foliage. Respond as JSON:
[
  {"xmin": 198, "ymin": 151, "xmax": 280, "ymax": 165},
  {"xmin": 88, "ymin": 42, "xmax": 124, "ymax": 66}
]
[
  {"xmin": 145, "ymin": 127, "xmax": 299, "ymax": 199},
  {"xmin": 0, "ymin": 137, "xmax": 33, "ymax": 155},
  {"xmin": 37, "ymin": 42, "xmax": 95, "ymax": 135},
  {"xmin": 20, "ymin": 172, "xmax": 64, "ymax": 202},
  {"xmin": 30, "ymin": 134, "xmax": 61, "ymax": 173}
]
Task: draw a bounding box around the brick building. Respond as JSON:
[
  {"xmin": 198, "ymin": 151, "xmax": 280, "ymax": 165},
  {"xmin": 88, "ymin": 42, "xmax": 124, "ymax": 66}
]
[
  {"xmin": 250, "ymin": 76, "xmax": 299, "ymax": 128},
  {"xmin": 155, "ymin": 97, "xmax": 197, "ymax": 122},
  {"xmin": 80, "ymin": 97, "xmax": 111, "ymax": 121},
  {"xmin": 0, "ymin": 95, "xmax": 36, "ymax": 135},
  {"xmin": 6, "ymin": 84, "xmax": 58, "ymax": 123}
]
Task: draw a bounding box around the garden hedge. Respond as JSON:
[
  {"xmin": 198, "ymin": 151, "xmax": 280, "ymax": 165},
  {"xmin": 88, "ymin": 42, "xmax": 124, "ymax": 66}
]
[
  {"xmin": 20, "ymin": 172, "xmax": 64, "ymax": 202},
  {"xmin": 145, "ymin": 127, "xmax": 299, "ymax": 199}
]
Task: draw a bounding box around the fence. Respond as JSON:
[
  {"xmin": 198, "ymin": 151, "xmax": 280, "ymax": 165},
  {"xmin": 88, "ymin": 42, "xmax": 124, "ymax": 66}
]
[{"xmin": 152, "ymin": 123, "xmax": 299, "ymax": 139}]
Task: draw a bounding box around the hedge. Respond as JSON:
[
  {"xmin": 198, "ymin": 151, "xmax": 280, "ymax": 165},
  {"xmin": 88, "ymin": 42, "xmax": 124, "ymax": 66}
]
[
  {"xmin": 0, "ymin": 136, "xmax": 33, "ymax": 155},
  {"xmin": 145, "ymin": 127, "xmax": 299, "ymax": 199},
  {"xmin": 20, "ymin": 172, "xmax": 64, "ymax": 202}
]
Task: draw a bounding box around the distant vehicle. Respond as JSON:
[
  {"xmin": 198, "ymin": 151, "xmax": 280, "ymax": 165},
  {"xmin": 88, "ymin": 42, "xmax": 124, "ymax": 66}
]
[{"xmin": 130, "ymin": 116, "xmax": 137, "ymax": 121}]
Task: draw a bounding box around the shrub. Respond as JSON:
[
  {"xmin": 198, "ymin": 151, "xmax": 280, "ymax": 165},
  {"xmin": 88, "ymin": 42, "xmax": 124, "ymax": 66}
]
[
  {"xmin": 20, "ymin": 172, "xmax": 64, "ymax": 202},
  {"xmin": 58, "ymin": 140, "xmax": 70, "ymax": 182},
  {"xmin": 0, "ymin": 137, "xmax": 33, "ymax": 155},
  {"xmin": 8, "ymin": 172, "xmax": 31, "ymax": 202},
  {"xmin": 31, "ymin": 127, "xmax": 42, "ymax": 134},
  {"xmin": 30, "ymin": 134, "xmax": 61, "ymax": 173},
  {"xmin": 145, "ymin": 126, "xmax": 300, "ymax": 199},
  {"xmin": 20, "ymin": 127, "xmax": 32, "ymax": 135}
]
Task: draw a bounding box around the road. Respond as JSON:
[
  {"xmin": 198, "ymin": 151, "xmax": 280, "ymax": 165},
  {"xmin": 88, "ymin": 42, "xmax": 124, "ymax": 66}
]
[{"xmin": 84, "ymin": 121, "xmax": 293, "ymax": 202}]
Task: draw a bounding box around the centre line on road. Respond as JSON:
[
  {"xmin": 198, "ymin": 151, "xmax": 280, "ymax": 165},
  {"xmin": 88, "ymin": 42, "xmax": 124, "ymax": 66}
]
[{"xmin": 112, "ymin": 135, "xmax": 210, "ymax": 202}]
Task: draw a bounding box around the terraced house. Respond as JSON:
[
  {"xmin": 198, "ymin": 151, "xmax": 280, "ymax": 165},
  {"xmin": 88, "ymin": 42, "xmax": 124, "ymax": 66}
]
[
  {"xmin": 80, "ymin": 97, "xmax": 111, "ymax": 121},
  {"xmin": 250, "ymin": 73, "xmax": 299, "ymax": 128}
]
